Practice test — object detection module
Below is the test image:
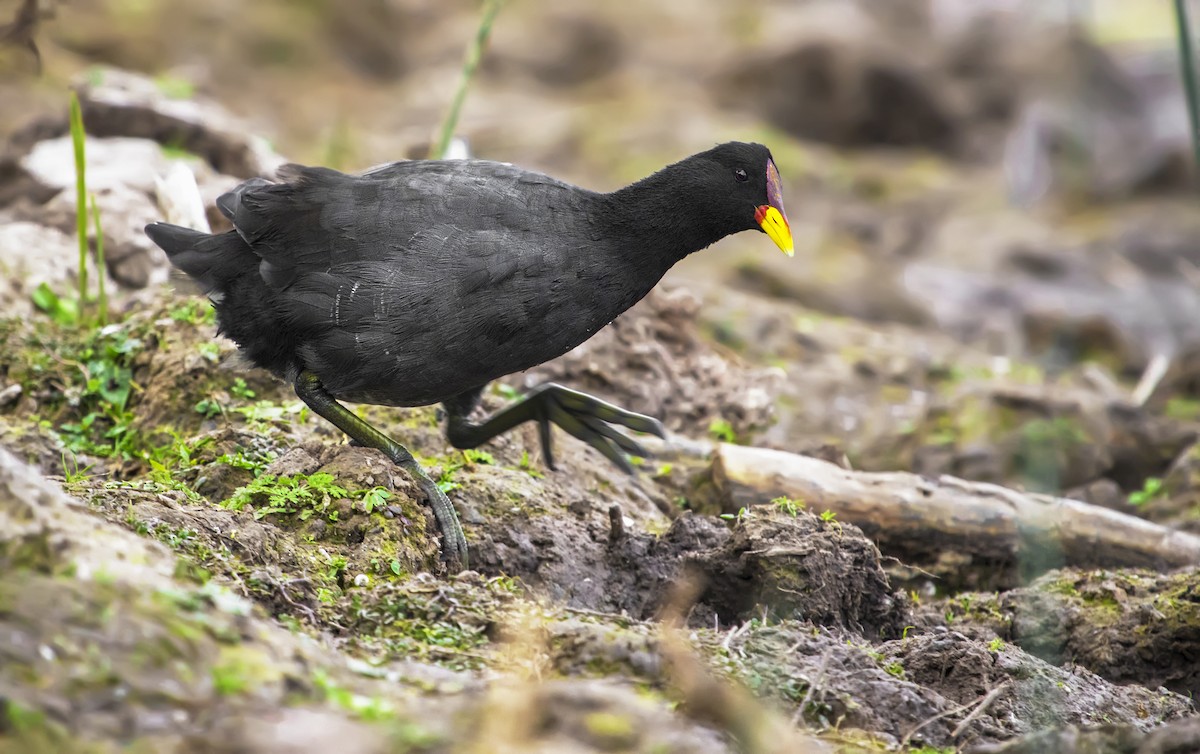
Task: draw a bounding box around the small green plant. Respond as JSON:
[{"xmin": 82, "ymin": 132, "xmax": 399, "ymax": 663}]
[
  {"xmin": 55, "ymin": 327, "xmax": 144, "ymax": 458},
  {"xmin": 771, "ymin": 496, "xmax": 803, "ymax": 516},
  {"xmin": 311, "ymin": 668, "xmax": 398, "ymax": 723},
  {"xmin": 487, "ymin": 574, "xmax": 520, "ymax": 593},
  {"xmin": 223, "ymin": 472, "xmax": 349, "ymax": 520},
  {"xmin": 720, "ymin": 506, "xmax": 753, "ymax": 525},
  {"xmin": 819, "ymin": 509, "xmax": 843, "ymax": 534},
  {"xmin": 988, "ymin": 637, "xmax": 1005, "ymax": 652},
  {"xmin": 883, "ymin": 661, "xmax": 905, "ymax": 679},
  {"xmin": 436, "ymin": 461, "xmax": 463, "ymax": 493},
  {"xmin": 1129, "ymin": 477, "xmax": 1165, "ymax": 507},
  {"xmin": 60, "ymin": 451, "xmax": 95, "ymax": 483},
  {"xmin": 30, "ymin": 283, "xmax": 79, "ymax": 325},
  {"xmin": 230, "ymin": 377, "xmax": 256, "ymax": 400},
  {"xmin": 197, "ymin": 342, "xmax": 221, "ymax": 363},
  {"xmin": 708, "ymin": 418, "xmax": 737, "ymax": 443},
  {"xmin": 462, "ymin": 448, "xmax": 494, "ymax": 465},
  {"xmin": 518, "ymin": 449, "xmax": 543, "ymax": 478},
  {"xmin": 324, "ymin": 552, "xmax": 349, "ymax": 581},
  {"xmin": 154, "ymin": 73, "xmax": 196, "ymax": 99},
  {"xmin": 169, "ymin": 299, "xmax": 216, "ymax": 325},
  {"xmin": 360, "ymin": 486, "xmax": 390, "ymax": 514},
  {"xmin": 494, "ymin": 382, "xmax": 520, "ymax": 401},
  {"xmin": 194, "ymin": 398, "xmax": 222, "ymax": 418}
]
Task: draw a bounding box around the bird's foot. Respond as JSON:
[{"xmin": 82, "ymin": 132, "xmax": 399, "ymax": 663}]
[
  {"xmin": 527, "ymin": 383, "xmax": 666, "ymax": 473},
  {"xmin": 394, "ymin": 457, "xmax": 469, "ymax": 571}
]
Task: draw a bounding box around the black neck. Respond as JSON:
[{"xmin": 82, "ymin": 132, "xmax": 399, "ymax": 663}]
[{"xmin": 599, "ymin": 161, "xmax": 727, "ymax": 273}]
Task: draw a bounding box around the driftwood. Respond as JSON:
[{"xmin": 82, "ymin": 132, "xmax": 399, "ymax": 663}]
[{"xmin": 711, "ymin": 443, "xmax": 1200, "ymax": 589}]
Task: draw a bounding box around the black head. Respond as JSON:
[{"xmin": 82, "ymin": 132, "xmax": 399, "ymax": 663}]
[{"xmin": 683, "ymin": 142, "xmax": 793, "ymax": 256}]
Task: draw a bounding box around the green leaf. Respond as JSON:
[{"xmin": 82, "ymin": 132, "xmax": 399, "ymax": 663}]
[{"xmin": 361, "ymin": 487, "xmax": 390, "ymax": 513}]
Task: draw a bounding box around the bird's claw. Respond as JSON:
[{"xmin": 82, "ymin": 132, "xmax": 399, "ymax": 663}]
[
  {"xmin": 532, "ymin": 385, "xmax": 664, "ymax": 475},
  {"xmin": 394, "ymin": 457, "xmax": 468, "ymax": 571}
]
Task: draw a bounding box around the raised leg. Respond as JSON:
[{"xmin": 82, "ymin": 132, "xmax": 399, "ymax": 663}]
[
  {"xmin": 443, "ymin": 383, "xmax": 666, "ymax": 474},
  {"xmin": 294, "ymin": 371, "xmax": 468, "ymax": 570}
]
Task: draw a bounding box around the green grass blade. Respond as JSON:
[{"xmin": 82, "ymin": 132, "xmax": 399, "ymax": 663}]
[
  {"xmin": 1175, "ymin": 0, "xmax": 1200, "ymax": 181},
  {"xmin": 89, "ymin": 193, "xmax": 106, "ymax": 326},
  {"xmin": 432, "ymin": 0, "xmax": 505, "ymax": 160},
  {"xmin": 68, "ymin": 91, "xmax": 88, "ymax": 324}
]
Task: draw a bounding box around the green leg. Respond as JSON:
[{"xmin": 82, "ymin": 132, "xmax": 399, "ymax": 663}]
[
  {"xmin": 294, "ymin": 371, "xmax": 468, "ymax": 570},
  {"xmin": 444, "ymin": 383, "xmax": 666, "ymax": 474}
]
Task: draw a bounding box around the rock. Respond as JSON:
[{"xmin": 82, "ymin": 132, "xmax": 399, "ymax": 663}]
[
  {"xmin": 202, "ymin": 709, "xmax": 386, "ymax": 754},
  {"xmin": 322, "ymin": 0, "xmax": 410, "ymax": 82},
  {"xmin": 0, "ymin": 445, "xmax": 171, "ymax": 580},
  {"xmin": 714, "ymin": 8, "xmax": 958, "ymax": 151},
  {"xmin": 74, "ymin": 67, "xmax": 285, "ymax": 179},
  {"xmin": 21, "ymin": 135, "xmax": 173, "ymax": 195},
  {"xmin": 1004, "ymin": 39, "xmax": 1190, "ymax": 203},
  {"xmin": 78, "ymin": 183, "xmax": 167, "ymax": 288},
  {"xmin": 0, "ymin": 382, "xmax": 20, "ymax": 407},
  {"xmin": 489, "ymin": 12, "xmax": 623, "ymax": 88},
  {"xmin": 966, "ymin": 716, "xmax": 1200, "ymax": 754},
  {"xmin": 1063, "ymin": 477, "xmax": 1130, "ymax": 513},
  {"xmin": 264, "ymin": 447, "xmax": 322, "ymax": 479},
  {"xmin": 317, "ymin": 446, "xmax": 397, "ymax": 491},
  {"xmin": 1154, "ymin": 440, "xmax": 1200, "ymax": 531},
  {"xmin": 0, "ymin": 219, "xmax": 111, "ymax": 318},
  {"xmin": 928, "ymin": 568, "xmax": 1200, "ymax": 699},
  {"xmin": 692, "ymin": 511, "xmax": 906, "ymax": 637}
]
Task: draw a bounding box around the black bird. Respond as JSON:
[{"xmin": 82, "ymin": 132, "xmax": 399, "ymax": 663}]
[{"xmin": 145, "ymin": 141, "xmax": 793, "ymax": 570}]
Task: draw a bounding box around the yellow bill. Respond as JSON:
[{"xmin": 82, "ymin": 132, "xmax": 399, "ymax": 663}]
[
  {"xmin": 755, "ymin": 205, "xmax": 793, "ymax": 256},
  {"xmin": 756, "ymin": 158, "xmax": 793, "ymax": 256}
]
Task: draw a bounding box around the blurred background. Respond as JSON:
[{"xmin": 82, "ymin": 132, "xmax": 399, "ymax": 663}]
[{"xmin": 4, "ymin": 0, "xmax": 1200, "ymax": 516}]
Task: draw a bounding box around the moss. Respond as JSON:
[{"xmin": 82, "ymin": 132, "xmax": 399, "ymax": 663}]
[
  {"xmin": 0, "ymin": 699, "xmax": 103, "ymax": 754},
  {"xmin": 211, "ymin": 645, "xmax": 283, "ymax": 697},
  {"xmin": 582, "ymin": 711, "xmax": 638, "ymax": 749},
  {"xmin": 339, "ymin": 578, "xmax": 504, "ymax": 672},
  {"xmin": 1040, "ymin": 578, "xmax": 1081, "ymax": 598}
]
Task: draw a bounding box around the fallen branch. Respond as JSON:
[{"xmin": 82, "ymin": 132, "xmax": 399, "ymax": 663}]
[{"xmin": 712, "ymin": 444, "xmax": 1200, "ymax": 588}]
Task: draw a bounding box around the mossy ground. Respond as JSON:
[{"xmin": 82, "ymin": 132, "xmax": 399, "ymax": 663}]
[{"xmin": 2, "ymin": 281, "xmax": 1199, "ymax": 752}]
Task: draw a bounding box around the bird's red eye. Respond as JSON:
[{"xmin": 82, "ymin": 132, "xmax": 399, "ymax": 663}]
[{"xmin": 734, "ymin": 169, "xmax": 748, "ymax": 182}]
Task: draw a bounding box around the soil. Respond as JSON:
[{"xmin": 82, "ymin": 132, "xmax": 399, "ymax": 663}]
[{"xmin": 2, "ymin": 2, "xmax": 1200, "ymax": 753}]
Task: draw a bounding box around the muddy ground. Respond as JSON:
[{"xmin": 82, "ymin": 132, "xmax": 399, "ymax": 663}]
[{"xmin": 3, "ymin": 2, "xmax": 1200, "ymax": 753}]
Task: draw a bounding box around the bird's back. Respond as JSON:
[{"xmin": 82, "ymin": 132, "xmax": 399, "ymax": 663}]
[{"xmin": 150, "ymin": 159, "xmax": 649, "ymax": 406}]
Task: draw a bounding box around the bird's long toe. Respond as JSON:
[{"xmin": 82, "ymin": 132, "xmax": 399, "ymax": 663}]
[
  {"xmin": 554, "ymin": 388, "xmax": 665, "ymax": 438},
  {"xmin": 413, "ymin": 475, "xmax": 469, "ymax": 570},
  {"xmin": 537, "ymin": 415, "xmax": 556, "ymax": 471},
  {"xmin": 580, "ymin": 414, "xmax": 652, "ymax": 459},
  {"xmin": 547, "ymin": 401, "xmax": 637, "ymax": 474}
]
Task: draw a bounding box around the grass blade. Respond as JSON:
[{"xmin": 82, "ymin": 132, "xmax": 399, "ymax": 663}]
[
  {"xmin": 68, "ymin": 90, "xmax": 88, "ymax": 324},
  {"xmin": 1175, "ymin": 0, "xmax": 1200, "ymax": 181},
  {"xmin": 432, "ymin": 0, "xmax": 505, "ymax": 160},
  {"xmin": 89, "ymin": 193, "xmax": 106, "ymax": 326}
]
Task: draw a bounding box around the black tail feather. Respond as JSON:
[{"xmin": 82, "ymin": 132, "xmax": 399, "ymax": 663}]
[{"xmin": 144, "ymin": 222, "xmax": 252, "ymax": 293}]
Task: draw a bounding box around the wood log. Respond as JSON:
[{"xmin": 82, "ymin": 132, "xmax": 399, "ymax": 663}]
[{"xmin": 711, "ymin": 443, "xmax": 1200, "ymax": 589}]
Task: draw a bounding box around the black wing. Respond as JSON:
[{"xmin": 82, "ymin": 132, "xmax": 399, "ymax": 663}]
[{"xmin": 219, "ymin": 159, "xmax": 588, "ymax": 288}]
